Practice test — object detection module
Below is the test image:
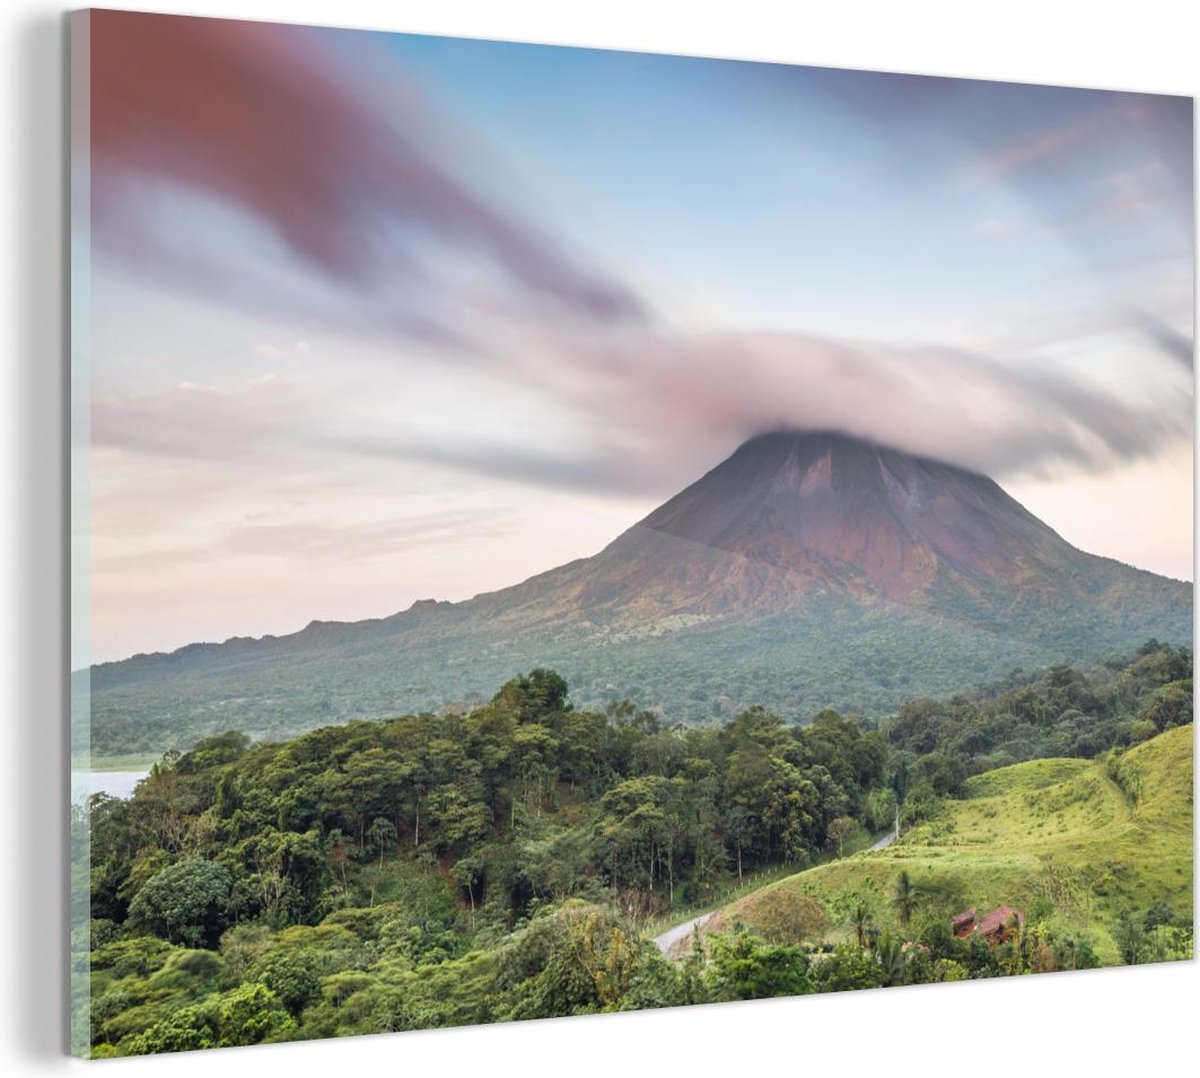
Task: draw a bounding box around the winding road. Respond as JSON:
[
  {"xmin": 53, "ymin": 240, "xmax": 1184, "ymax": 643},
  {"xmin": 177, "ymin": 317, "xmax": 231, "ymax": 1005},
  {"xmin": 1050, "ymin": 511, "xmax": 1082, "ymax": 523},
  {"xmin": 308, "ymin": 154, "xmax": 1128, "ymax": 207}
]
[
  {"xmin": 653, "ymin": 911, "xmax": 716, "ymax": 955},
  {"xmin": 870, "ymin": 827, "xmax": 899, "ymax": 851},
  {"xmin": 652, "ymin": 828, "xmax": 899, "ymax": 955}
]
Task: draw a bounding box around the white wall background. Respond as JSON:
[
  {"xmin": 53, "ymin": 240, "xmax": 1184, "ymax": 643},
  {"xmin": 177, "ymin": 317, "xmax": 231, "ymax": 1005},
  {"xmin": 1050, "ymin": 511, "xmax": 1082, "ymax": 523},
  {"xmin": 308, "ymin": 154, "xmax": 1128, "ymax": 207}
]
[{"xmin": 2, "ymin": 2, "xmax": 1196, "ymax": 1075}]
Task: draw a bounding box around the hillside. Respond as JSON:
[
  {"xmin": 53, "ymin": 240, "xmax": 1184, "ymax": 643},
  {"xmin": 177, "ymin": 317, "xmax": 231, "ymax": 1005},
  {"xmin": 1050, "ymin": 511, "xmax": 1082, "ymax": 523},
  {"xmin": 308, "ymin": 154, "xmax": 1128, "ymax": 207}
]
[
  {"xmin": 80, "ymin": 431, "xmax": 1193, "ymax": 755},
  {"xmin": 696, "ymin": 724, "xmax": 1194, "ymax": 964},
  {"xmin": 78, "ymin": 666, "xmax": 1192, "ymax": 1056}
]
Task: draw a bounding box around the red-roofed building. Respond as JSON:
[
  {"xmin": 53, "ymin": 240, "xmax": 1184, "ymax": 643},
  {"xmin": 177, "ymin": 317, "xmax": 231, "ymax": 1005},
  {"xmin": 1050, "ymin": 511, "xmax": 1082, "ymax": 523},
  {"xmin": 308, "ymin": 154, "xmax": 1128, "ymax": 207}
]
[
  {"xmin": 976, "ymin": 905, "xmax": 1024, "ymax": 943},
  {"xmin": 951, "ymin": 908, "xmax": 977, "ymax": 938},
  {"xmin": 950, "ymin": 905, "xmax": 1024, "ymax": 944}
]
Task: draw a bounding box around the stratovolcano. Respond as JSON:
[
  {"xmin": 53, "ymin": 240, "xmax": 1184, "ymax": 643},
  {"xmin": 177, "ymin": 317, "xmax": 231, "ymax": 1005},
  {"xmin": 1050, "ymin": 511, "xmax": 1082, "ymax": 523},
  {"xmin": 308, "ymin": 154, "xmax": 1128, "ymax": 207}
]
[
  {"xmin": 504, "ymin": 429, "xmax": 1113, "ymax": 627},
  {"xmin": 83, "ymin": 431, "xmax": 1193, "ymax": 753}
]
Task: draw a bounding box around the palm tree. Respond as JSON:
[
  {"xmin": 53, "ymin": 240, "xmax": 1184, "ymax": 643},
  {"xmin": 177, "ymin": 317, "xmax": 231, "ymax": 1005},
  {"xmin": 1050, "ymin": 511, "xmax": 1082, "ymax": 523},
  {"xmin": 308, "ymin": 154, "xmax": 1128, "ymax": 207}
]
[
  {"xmin": 875, "ymin": 930, "xmax": 907, "ymax": 987},
  {"xmin": 849, "ymin": 900, "xmax": 873, "ymax": 949},
  {"xmin": 891, "ymin": 870, "xmax": 920, "ymax": 926}
]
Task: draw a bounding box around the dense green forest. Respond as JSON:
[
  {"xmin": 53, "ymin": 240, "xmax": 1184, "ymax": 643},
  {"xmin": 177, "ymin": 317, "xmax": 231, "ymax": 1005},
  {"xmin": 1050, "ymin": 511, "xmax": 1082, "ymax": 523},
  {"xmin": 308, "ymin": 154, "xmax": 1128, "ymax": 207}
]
[
  {"xmin": 82, "ymin": 583, "xmax": 1193, "ymax": 758},
  {"xmin": 74, "ymin": 642, "xmax": 1193, "ymax": 1056}
]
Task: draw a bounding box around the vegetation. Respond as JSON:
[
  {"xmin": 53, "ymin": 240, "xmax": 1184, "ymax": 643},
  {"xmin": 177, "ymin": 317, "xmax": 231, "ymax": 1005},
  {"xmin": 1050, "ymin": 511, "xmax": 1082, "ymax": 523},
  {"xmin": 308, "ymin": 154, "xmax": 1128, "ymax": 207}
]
[
  {"xmin": 697, "ymin": 724, "xmax": 1194, "ymax": 967},
  {"xmin": 74, "ymin": 644, "xmax": 1192, "ymax": 1056},
  {"xmin": 81, "ymin": 592, "xmax": 1192, "ymax": 756}
]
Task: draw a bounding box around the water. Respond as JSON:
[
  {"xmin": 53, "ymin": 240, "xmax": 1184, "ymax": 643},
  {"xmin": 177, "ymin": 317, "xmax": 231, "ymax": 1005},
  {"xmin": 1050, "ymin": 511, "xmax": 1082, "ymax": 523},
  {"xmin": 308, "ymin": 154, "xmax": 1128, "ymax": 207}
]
[{"xmin": 70, "ymin": 770, "xmax": 149, "ymax": 804}]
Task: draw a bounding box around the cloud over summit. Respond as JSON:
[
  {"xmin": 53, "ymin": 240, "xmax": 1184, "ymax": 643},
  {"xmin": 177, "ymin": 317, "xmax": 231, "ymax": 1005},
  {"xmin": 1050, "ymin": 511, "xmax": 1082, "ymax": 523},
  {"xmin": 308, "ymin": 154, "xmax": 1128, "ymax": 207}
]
[{"xmin": 81, "ymin": 11, "xmax": 1194, "ymax": 659}]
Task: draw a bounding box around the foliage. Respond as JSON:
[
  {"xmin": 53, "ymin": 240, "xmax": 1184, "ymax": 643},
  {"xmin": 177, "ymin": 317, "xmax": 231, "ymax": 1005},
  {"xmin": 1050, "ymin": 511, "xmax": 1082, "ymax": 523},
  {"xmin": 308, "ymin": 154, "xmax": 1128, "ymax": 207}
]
[
  {"xmin": 82, "ymin": 570, "xmax": 1192, "ymax": 757},
  {"xmin": 82, "ymin": 657, "xmax": 1192, "ymax": 1055},
  {"xmin": 216, "ymin": 983, "xmax": 296, "ymax": 1046},
  {"xmin": 126, "ymin": 859, "xmax": 233, "ymax": 948},
  {"xmin": 706, "ymin": 924, "xmax": 809, "ymax": 1000},
  {"xmin": 702, "ymin": 724, "xmax": 1193, "ymax": 971},
  {"xmin": 891, "ymin": 871, "xmax": 920, "ymax": 926},
  {"xmin": 807, "ymin": 945, "xmax": 886, "ymax": 993}
]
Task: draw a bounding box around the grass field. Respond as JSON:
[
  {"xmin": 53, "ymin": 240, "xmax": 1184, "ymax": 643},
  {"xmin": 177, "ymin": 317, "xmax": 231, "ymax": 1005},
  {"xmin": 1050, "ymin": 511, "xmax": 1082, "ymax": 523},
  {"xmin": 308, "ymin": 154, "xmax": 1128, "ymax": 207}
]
[{"xmin": 703, "ymin": 725, "xmax": 1193, "ymax": 964}]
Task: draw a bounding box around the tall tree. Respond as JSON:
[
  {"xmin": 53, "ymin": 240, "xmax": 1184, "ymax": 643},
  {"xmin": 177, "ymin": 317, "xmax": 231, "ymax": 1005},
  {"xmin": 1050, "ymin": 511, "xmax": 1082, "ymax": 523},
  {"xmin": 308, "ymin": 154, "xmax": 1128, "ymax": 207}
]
[{"xmin": 891, "ymin": 870, "xmax": 920, "ymax": 927}]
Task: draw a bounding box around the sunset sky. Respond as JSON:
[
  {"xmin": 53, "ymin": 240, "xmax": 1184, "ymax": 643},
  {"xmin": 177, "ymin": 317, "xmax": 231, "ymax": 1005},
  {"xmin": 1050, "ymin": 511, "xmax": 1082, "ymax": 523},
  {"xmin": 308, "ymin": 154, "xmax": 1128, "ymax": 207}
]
[{"xmin": 77, "ymin": 11, "xmax": 1194, "ymax": 665}]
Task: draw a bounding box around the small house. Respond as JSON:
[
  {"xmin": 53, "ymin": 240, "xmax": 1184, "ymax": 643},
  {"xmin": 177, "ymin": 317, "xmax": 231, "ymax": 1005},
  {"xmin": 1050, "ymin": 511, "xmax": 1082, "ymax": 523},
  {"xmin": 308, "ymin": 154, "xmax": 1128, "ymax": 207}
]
[
  {"xmin": 951, "ymin": 908, "xmax": 977, "ymax": 938},
  {"xmin": 976, "ymin": 905, "xmax": 1024, "ymax": 943},
  {"xmin": 950, "ymin": 904, "xmax": 1023, "ymax": 944}
]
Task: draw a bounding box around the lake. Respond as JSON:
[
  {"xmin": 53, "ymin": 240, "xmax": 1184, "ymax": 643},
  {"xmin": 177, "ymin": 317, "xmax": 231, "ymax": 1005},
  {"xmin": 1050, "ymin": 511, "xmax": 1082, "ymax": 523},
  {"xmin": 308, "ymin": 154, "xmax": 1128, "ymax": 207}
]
[{"xmin": 71, "ymin": 770, "xmax": 149, "ymax": 804}]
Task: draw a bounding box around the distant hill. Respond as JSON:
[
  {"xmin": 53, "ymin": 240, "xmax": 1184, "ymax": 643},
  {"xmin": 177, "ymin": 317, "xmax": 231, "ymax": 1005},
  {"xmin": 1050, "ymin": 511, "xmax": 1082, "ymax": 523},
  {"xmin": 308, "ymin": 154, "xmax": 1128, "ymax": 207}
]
[
  {"xmin": 696, "ymin": 723, "xmax": 1194, "ymax": 965},
  {"xmin": 80, "ymin": 430, "xmax": 1193, "ymax": 754}
]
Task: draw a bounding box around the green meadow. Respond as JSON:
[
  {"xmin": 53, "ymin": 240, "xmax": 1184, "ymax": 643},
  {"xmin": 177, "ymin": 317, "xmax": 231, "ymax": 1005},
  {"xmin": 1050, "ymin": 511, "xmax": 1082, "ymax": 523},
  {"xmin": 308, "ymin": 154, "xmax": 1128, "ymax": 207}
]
[{"xmin": 704, "ymin": 724, "xmax": 1193, "ymax": 965}]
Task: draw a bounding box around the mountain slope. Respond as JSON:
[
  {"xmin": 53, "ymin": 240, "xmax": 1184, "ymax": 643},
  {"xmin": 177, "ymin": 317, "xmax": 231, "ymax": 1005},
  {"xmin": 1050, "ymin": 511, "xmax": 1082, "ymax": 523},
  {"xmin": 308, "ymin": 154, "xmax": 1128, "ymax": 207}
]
[
  {"xmin": 478, "ymin": 430, "xmax": 1160, "ymax": 627},
  {"xmin": 81, "ymin": 431, "xmax": 1192, "ymax": 754}
]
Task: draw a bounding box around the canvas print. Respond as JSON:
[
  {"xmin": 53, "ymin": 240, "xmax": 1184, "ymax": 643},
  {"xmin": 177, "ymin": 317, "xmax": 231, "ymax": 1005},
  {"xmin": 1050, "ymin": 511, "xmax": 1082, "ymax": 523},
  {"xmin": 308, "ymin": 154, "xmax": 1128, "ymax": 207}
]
[{"xmin": 69, "ymin": 8, "xmax": 1194, "ymax": 1058}]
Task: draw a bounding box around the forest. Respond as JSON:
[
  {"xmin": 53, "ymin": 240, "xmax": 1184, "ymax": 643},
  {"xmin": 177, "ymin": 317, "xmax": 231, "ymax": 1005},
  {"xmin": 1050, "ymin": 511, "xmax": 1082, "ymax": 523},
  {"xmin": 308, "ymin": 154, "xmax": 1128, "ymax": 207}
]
[{"xmin": 74, "ymin": 641, "xmax": 1193, "ymax": 1055}]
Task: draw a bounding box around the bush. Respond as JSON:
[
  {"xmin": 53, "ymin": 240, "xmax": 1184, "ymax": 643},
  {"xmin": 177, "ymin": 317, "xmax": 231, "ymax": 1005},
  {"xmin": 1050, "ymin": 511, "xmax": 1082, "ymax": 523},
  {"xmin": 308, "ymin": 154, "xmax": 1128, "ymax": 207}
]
[
  {"xmin": 90, "ymin": 936, "xmax": 175, "ymax": 979},
  {"xmin": 706, "ymin": 924, "xmax": 810, "ymax": 1001},
  {"xmin": 217, "ymin": 983, "xmax": 296, "ymax": 1046},
  {"xmin": 127, "ymin": 859, "xmax": 233, "ymax": 948},
  {"xmin": 1138, "ymin": 683, "xmax": 1193, "ymax": 733},
  {"xmin": 732, "ymin": 890, "xmax": 829, "ymax": 944},
  {"xmin": 807, "ymin": 944, "xmax": 886, "ymax": 993},
  {"xmin": 124, "ymin": 1001, "xmax": 218, "ymax": 1055}
]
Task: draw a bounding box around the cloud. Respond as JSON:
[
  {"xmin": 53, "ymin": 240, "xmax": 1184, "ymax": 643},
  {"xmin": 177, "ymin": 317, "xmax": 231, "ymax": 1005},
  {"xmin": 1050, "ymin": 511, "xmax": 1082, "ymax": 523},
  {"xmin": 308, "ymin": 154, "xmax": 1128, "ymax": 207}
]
[
  {"xmin": 114, "ymin": 323, "xmax": 1189, "ymax": 505},
  {"xmin": 86, "ymin": 19, "xmax": 1192, "ymax": 511},
  {"xmin": 1135, "ymin": 313, "xmax": 1194, "ymax": 370},
  {"xmin": 94, "ymin": 510, "xmax": 516, "ymax": 574},
  {"xmin": 91, "ymin": 375, "xmax": 312, "ymax": 462},
  {"xmin": 89, "ymin": 10, "xmax": 647, "ymax": 340},
  {"xmin": 254, "ymin": 341, "xmax": 312, "ymax": 359},
  {"xmin": 964, "ymin": 114, "xmax": 1106, "ymax": 185},
  {"xmin": 959, "ymin": 96, "xmax": 1193, "ymax": 285},
  {"xmin": 545, "ymin": 328, "xmax": 1195, "ymax": 488}
]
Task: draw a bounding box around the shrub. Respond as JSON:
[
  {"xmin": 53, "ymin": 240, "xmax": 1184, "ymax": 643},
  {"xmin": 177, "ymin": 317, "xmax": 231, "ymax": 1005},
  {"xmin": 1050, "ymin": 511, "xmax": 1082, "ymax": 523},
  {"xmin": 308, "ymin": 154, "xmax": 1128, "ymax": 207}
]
[
  {"xmin": 127, "ymin": 859, "xmax": 233, "ymax": 948},
  {"xmin": 217, "ymin": 983, "xmax": 296, "ymax": 1046}
]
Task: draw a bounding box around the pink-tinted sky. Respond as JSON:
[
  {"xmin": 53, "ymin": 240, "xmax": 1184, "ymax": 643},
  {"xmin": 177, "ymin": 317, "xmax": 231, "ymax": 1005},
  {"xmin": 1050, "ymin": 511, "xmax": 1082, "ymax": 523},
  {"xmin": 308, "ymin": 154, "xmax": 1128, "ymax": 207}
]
[{"xmin": 77, "ymin": 11, "xmax": 1194, "ymax": 664}]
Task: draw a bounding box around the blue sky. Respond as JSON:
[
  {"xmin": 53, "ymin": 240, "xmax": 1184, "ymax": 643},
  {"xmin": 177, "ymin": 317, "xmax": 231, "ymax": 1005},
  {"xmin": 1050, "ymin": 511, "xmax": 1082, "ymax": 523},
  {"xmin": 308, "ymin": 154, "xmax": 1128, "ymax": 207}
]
[
  {"xmin": 375, "ymin": 32, "xmax": 1190, "ymax": 340},
  {"xmin": 81, "ymin": 11, "xmax": 1193, "ymax": 661}
]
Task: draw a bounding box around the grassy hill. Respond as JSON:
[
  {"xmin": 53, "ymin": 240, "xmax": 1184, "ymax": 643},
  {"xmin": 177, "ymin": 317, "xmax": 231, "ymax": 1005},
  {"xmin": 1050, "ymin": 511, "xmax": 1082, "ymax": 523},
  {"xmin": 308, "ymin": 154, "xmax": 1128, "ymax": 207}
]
[{"xmin": 698, "ymin": 725, "xmax": 1193, "ymax": 964}]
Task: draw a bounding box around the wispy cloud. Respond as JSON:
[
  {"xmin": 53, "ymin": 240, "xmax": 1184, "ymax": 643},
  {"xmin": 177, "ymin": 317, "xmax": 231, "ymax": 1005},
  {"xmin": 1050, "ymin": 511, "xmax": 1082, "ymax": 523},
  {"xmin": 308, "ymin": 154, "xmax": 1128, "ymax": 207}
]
[
  {"xmin": 963, "ymin": 114, "xmax": 1108, "ymax": 185},
  {"xmin": 90, "ymin": 11, "xmax": 647, "ymax": 344},
  {"xmin": 82, "ymin": 15, "xmax": 1195, "ymax": 657},
  {"xmin": 254, "ymin": 341, "xmax": 311, "ymax": 359},
  {"xmin": 92, "ymin": 322, "xmax": 1194, "ymax": 503},
  {"xmin": 1135, "ymin": 313, "xmax": 1195, "ymax": 370},
  {"xmin": 94, "ymin": 510, "xmax": 517, "ymax": 574},
  {"xmin": 87, "ymin": 12, "xmax": 1194, "ymax": 504},
  {"xmin": 91, "ymin": 375, "xmax": 313, "ymax": 462}
]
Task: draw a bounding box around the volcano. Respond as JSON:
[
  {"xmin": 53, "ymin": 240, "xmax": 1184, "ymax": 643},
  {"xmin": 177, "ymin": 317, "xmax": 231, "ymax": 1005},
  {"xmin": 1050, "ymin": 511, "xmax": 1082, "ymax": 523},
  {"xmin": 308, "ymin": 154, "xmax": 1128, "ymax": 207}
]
[
  {"xmin": 83, "ymin": 431, "xmax": 1193, "ymax": 754},
  {"xmin": 497, "ymin": 430, "xmax": 1109, "ymax": 624}
]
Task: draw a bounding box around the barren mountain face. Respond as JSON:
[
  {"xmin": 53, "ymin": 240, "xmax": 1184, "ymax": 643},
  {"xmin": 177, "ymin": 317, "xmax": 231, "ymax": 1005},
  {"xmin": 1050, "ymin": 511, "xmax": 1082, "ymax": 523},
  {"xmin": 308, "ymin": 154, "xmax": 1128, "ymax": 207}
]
[
  {"xmin": 475, "ymin": 431, "xmax": 1139, "ymax": 632},
  {"xmin": 639, "ymin": 431, "xmax": 1079, "ymax": 592}
]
